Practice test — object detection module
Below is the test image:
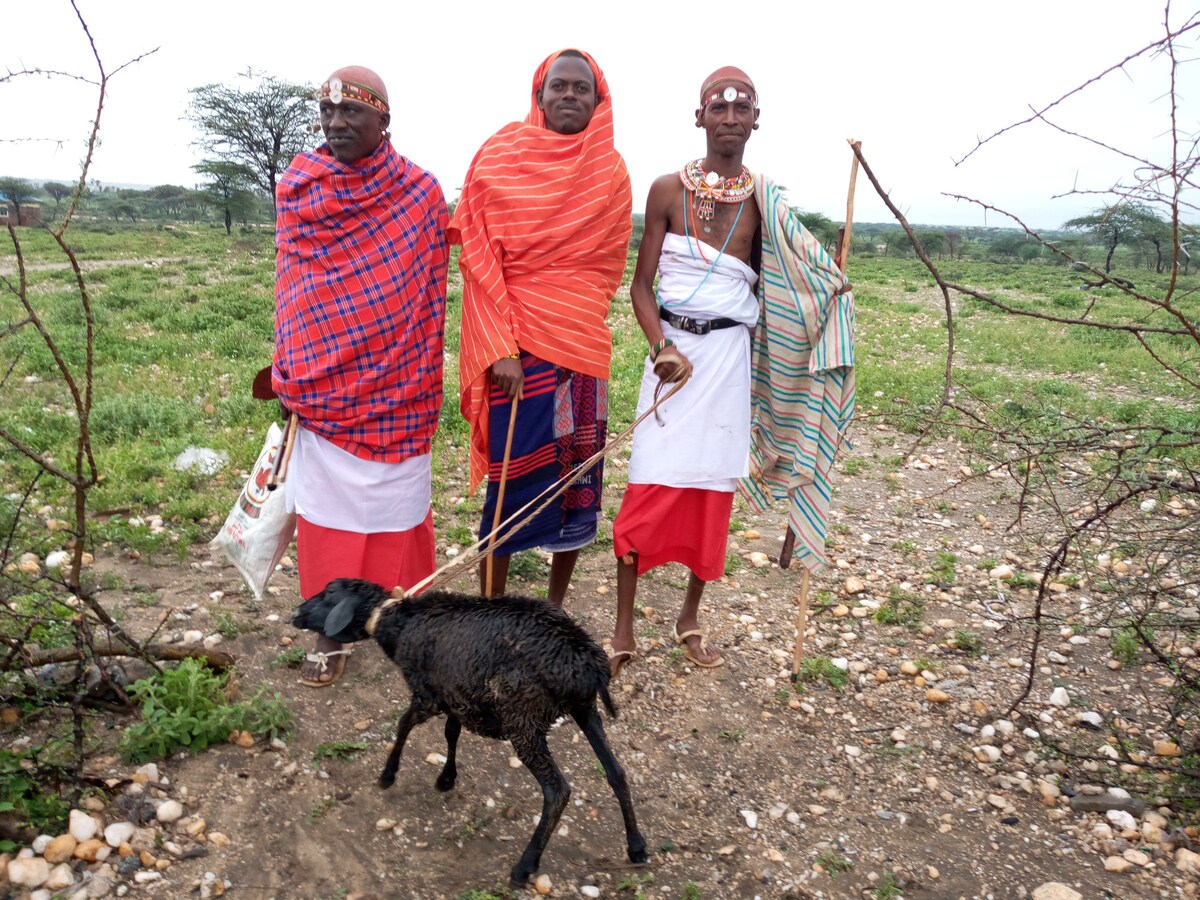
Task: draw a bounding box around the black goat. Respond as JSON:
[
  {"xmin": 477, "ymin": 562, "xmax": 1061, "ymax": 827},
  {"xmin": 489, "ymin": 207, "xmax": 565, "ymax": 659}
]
[{"xmin": 293, "ymin": 578, "xmax": 648, "ymax": 887}]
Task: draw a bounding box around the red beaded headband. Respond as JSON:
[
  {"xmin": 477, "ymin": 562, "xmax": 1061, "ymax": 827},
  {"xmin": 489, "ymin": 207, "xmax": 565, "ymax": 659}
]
[
  {"xmin": 317, "ymin": 77, "xmax": 389, "ymax": 114},
  {"xmin": 702, "ymin": 84, "xmax": 757, "ymax": 109}
]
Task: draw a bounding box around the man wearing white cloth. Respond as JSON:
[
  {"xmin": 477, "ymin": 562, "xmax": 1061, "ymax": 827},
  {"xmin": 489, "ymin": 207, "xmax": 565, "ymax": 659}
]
[{"xmin": 606, "ymin": 65, "xmax": 763, "ymax": 676}]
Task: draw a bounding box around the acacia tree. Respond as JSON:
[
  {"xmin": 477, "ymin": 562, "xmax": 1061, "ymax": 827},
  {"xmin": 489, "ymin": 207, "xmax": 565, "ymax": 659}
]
[
  {"xmin": 42, "ymin": 182, "xmax": 73, "ymax": 218},
  {"xmin": 0, "ymin": 177, "xmax": 40, "ymax": 220},
  {"xmin": 194, "ymin": 160, "xmax": 257, "ymax": 234},
  {"xmin": 1063, "ymin": 202, "xmax": 1157, "ymax": 272},
  {"xmin": 186, "ymin": 71, "xmax": 314, "ymax": 215}
]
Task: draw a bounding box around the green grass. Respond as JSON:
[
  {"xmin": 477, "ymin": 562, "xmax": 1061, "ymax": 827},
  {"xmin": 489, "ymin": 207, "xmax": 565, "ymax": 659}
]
[
  {"xmin": 312, "ymin": 740, "xmax": 369, "ymax": 762},
  {"xmin": 815, "ymin": 850, "xmax": 855, "ymax": 876},
  {"xmin": 874, "ymin": 588, "xmax": 926, "ymax": 629},
  {"xmin": 795, "ymin": 656, "xmax": 850, "ymax": 690}
]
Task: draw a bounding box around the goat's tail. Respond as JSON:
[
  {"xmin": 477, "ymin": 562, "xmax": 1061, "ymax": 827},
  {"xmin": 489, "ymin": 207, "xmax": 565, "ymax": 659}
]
[
  {"xmin": 598, "ymin": 681, "xmax": 619, "ymax": 721},
  {"xmin": 292, "ymin": 578, "xmax": 390, "ymax": 644}
]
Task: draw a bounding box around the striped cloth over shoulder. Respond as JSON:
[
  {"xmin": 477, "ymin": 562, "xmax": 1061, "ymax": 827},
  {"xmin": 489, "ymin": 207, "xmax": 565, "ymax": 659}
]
[
  {"xmin": 738, "ymin": 174, "xmax": 856, "ymax": 572},
  {"xmin": 273, "ymin": 141, "xmax": 449, "ymax": 463},
  {"xmin": 448, "ymin": 49, "xmax": 632, "ymax": 492}
]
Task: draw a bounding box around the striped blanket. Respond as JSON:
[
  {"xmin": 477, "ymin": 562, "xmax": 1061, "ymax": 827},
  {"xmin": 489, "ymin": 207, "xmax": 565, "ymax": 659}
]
[{"xmin": 737, "ymin": 175, "xmax": 856, "ymax": 572}]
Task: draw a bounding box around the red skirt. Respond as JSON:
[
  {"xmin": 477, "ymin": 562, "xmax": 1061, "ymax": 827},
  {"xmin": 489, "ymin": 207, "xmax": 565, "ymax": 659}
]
[
  {"xmin": 296, "ymin": 510, "xmax": 436, "ymax": 598},
  {"xmin": 612, "ymin": 485, "xmax": 733, "ymax": 582}
]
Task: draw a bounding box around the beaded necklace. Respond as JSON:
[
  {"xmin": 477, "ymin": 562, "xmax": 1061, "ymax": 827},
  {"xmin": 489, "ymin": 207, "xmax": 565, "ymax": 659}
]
[{"xmin": 679, "ymin": 158, "xmax": 754, "ymax": 223}]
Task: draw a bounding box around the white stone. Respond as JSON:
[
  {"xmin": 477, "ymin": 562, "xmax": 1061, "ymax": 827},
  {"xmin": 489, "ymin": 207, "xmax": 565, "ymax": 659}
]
[
  {"xmin": 1105, "ymin": 809, "xmax": 1137, "ymax": 831},
  {"xmin": 103, "ymin": 822, "xmax": 135, "ymax": 848},
  {"xmin": 1049, "ymin": 687, "xmax": 1071, "ymax": 707},
  {"xmin": 156, "ymin": 800, "xmax": 184, "ymax": 824},
  {"xmin": 1031, "ymin": 884, "xmax": 1082, "ymax": 900},
  {"xmin": 8, "ymin": 857, "xmax": 51, "ymax": 888},
  {"xmin": 134, "ymin": 763, "xmax": 159, "ymax": 783},
  {"xmin": 68, "ymin": 809, "xmax": 99, "ymax": 842},
  {"xmin": 740, "ymin": 809, "xmax": 758, "ymax": 829},
  {"xmin": 45, "ymin": 863, "xmax": 77, "ymax": 890},
  {"xmin": 581, "ymin": 887, "xmax": 601, "ymax": 899}
]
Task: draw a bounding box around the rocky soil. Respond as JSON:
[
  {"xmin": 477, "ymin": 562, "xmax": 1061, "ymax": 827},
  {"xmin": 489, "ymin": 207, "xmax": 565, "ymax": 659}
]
[{"xmin": 3, "ymin": 423, "xmax": 1199, "ymax": 900}]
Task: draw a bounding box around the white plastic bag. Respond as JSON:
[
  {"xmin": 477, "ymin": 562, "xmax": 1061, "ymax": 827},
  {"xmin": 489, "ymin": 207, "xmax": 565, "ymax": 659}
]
[{"xmin": 209, "ymin": 422, "xmax": 297, "ymax": 600}]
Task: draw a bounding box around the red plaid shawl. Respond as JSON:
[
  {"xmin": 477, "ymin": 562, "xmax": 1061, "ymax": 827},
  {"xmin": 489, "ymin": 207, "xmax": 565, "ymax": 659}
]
[{"xmin": 273, "ymin": 141, "xmax": 448, "ymax": 462}]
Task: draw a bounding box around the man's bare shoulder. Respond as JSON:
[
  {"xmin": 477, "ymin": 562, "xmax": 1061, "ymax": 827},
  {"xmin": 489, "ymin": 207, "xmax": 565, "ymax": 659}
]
[{"xmin": 648, "ymin": 172, "xmax": 684, "ymax": 200}]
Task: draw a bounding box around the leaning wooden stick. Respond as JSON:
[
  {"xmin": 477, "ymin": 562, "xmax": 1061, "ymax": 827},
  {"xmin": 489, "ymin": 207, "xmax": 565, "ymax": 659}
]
[
  {"xmin": 266, "ymin": 412, "xmax": 298, "ymax": 492},
  {"xmin": 789, "ymin": 138, "xmax": 861, "ymax": 679},
  {"xmin": 484, "ymin": 397, "xmax": 520, "ymax": 597}
]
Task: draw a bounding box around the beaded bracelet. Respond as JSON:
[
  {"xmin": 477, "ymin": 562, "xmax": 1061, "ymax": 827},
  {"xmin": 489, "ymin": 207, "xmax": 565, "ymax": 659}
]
[
  {"xmin": 650, "ymin": 338, "xmax": 674, "ymax": 362},
  {"xmin": 505, "ymin": 353, "xmax": 520, "ymax": 359}
]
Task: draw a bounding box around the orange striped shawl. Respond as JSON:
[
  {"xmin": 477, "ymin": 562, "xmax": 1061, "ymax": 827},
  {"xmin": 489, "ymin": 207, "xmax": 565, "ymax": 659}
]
[{"xmin": 449, "ymin": 50, "xmax": 632, "ymax": 491}]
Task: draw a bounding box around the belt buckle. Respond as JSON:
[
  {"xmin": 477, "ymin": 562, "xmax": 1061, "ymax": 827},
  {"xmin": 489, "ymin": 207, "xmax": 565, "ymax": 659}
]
[{"xmin": 679, "ymin": 314, "xmax": 708, "ymax": 335}]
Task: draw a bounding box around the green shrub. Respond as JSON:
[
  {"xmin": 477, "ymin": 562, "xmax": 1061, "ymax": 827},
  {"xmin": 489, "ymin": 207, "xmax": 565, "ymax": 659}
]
[{"xmin": 118, "ymin": 658, "xmax": 292, "ymax": 763}]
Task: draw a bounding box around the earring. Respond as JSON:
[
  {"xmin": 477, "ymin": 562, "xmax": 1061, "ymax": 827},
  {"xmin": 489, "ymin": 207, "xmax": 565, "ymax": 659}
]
[
  {"xmin": 752, "ymin": 123, "xmax": 759, "ymax": 130},
  {"xmin": 382, "ymin": 129, "xmax": 391, "ymax": 141}
]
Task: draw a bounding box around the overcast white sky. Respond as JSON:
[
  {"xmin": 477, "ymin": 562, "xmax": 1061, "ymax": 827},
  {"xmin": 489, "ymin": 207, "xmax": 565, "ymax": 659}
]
[{"xmin": 3, "ymin": 1, "xmax": 1195, "ymax": 229}]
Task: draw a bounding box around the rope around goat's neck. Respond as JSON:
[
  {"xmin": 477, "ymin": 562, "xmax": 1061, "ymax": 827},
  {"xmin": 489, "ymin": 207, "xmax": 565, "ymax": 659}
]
[{"xmin": 364, "ymin": 370, "xmax": 693, "ymax": 635}]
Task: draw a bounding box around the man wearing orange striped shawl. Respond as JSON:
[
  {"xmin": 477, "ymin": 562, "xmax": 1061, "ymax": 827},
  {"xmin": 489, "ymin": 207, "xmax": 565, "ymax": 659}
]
[
  {"xmin": 607, "ymin": 67, "xmax": 854, "ymax": 678},
  {"xmin": 449, "ymin": 50, "xmax": 632, "ymax": 605}
]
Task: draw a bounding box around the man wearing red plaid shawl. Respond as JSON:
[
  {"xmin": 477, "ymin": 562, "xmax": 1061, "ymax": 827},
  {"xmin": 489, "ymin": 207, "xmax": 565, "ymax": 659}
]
[{"xmin": 272, "ymin": 66, "xmax": 449, "ymax": 687}]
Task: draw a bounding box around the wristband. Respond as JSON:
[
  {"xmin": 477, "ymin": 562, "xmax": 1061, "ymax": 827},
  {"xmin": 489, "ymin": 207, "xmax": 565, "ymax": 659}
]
[{"xmin": 650, "ymin": 338, "xmax": 674, "ymax": 362}]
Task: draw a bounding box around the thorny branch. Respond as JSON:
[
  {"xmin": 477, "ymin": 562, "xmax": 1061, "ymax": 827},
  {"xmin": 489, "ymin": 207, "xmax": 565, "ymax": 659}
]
[{"xmin": 854, "ymin": 3, "xmax": 1200, "ymax": 790}]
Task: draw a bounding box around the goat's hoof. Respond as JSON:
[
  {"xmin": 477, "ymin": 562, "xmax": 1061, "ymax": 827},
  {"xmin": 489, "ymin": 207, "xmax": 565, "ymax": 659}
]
[
  {"xmin": 628, "ymin": 845, "xmax": 649, "ymax": 864},
  {"xmin": 508, "ymin": 867, "xmax": 535, "ymax": 890},
  {"xmin": 435, "ymin": 775, "xmax": 456, "ymax": 792},
  {"xmin": 378, "ymin": 774, "xmax": 396, "ymax": 790}
]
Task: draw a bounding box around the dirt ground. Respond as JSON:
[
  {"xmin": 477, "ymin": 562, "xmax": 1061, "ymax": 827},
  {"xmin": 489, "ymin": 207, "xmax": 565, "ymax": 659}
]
[{"xmin": 58, "ymin": 424, "xmax": 1198, "ymax": 900}]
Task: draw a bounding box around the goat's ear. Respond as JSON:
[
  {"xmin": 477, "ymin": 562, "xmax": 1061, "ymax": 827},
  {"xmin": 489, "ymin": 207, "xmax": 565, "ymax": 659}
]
[{"xmin": 324, "ymin": 596, "xmax": 358, "ymax": 642}]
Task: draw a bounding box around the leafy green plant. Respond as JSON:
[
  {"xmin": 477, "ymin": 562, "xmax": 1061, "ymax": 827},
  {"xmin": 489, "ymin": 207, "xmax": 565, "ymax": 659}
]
[
  {"xmin": 874, "ymin": 588, "xmax": 925, "ymax": 629},
  {"xmin": 507, "ymin": 550, "xmax": 548, "ymax": 580},
  {"xmin": 270, "ymin": 646, "xmax": 307, "ymax": 668},
  {"xmin": 618, "ymin": 872, "xmax": 655, "ymax": 897},
  {"xmin": 312, "ymin": 740, "xmax": 368, "ymax": 762},
  {"xmin": 718, "ymin": 729, "xmax": 746, "ymax": 741},
  {"xmin": 950, "ymin": 628, "xmax": 982, "ymax": 656},
  {"xmin": 927, "ymin": 551, "xmax": 957, "ymax": 587},
  {"xmin": 815, "ymin": 850, "xmax": 854, "ymax": 875},
  {"xmin": 0, "ymin": 745, "xmax": 72, "ymax": 848},
  {"xmin": 680, "ymin": 883, "xmax": 702, "ymax": 900},
  {"xmin": 1112, "ymin": 627, "xmax": 1147, "ymax": 666},
  {"xmin": 873, "ymin": 872, "xmax": 904, "ymax": 899},
  {"xmin": 795, "ymin": 657, "xmax": 849, "ymax": 690},
  {"xmin": 118, "ymin": 658, "xmax": 293, "ymax": 763},
  {"xmin": 724, "ymin": 551, "xmax": 743, "ymax": 576}
]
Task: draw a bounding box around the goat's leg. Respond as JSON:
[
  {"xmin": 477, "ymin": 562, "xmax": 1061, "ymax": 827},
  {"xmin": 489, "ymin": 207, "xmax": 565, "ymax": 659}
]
[
  {"xmin": 435, "ymin": 714, "xmax": 461, "ymax": 792},
  {"xmin": 380, "ymin": 703, "xmax": 437, "ymax": 790},
  {"xmin": 572, "ymin": 706, "xmax": 648, "ymax": 864},
  {"xmin": 507, "ymin": 731, "xmax": 570, "ymax": 888}
]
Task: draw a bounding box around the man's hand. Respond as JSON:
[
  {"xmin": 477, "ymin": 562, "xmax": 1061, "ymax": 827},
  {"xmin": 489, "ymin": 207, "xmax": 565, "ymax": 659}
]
[
  {"xmin": 653, "ymin": 346, "xmax": 692, "ymax": 384},
  {"xmin": 491, "ymin": 357, "xmax": 524, "ymax": 401}
]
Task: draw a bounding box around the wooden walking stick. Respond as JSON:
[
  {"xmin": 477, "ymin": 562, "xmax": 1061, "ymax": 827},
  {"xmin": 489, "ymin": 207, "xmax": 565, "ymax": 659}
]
[
  {"xmin": 484, "ymin": 398, "xmax": 520, "ymax": 597},
  {"xmin": 789, "ymin": 138, "xmax": 861, "ymax": 680}
]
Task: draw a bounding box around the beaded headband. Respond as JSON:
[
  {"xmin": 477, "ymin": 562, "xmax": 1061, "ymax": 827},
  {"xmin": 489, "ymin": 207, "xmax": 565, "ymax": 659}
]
[
  {"xmin": 702, "ymin": 85, "xmax": 757, "ymax": 108},
  {"xmin": 317, "ymin": 77, "xmax": 389, "ymax": 114}
]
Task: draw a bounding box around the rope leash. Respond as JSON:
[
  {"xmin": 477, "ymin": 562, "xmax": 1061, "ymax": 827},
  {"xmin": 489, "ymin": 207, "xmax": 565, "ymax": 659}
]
[{"xmin": 365, "ymin": 368, "xmax": 692, "ymax": 635}]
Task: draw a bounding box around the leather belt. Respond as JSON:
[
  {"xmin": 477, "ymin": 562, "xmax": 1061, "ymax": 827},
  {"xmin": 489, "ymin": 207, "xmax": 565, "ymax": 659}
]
[{"xmin": 659, "ymin": 308, "xmax": 742, "ymax": 335}]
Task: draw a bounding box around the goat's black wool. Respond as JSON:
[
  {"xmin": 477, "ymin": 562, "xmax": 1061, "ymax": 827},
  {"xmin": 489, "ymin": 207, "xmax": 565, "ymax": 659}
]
[{"xmin": 293, "ymin": 577, "xmax": 649, "ymax": 887}]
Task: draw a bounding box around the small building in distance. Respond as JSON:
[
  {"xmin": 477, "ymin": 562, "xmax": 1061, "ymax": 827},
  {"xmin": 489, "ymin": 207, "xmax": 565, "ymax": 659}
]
[{"xmin": 0, "ymin": 196, "xmax": 42, "ymax": 226}]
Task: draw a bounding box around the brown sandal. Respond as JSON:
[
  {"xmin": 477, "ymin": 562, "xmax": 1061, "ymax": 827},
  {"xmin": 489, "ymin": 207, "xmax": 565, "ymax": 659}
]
[
  {"xmin": 674, "ymin": 627, "xmax": 724, "ymax": 668},
  {"xmin": 299, "ymin": 649, "xmax": 351, "ymax": 688}
]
